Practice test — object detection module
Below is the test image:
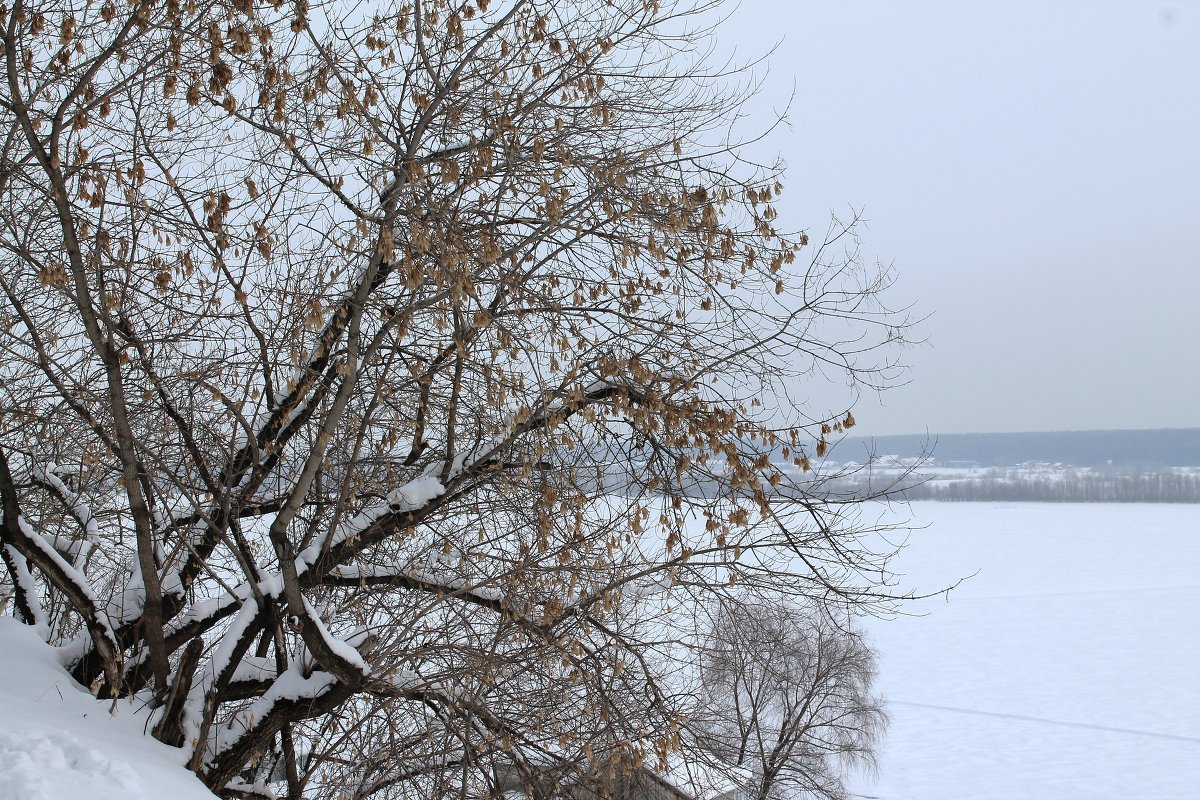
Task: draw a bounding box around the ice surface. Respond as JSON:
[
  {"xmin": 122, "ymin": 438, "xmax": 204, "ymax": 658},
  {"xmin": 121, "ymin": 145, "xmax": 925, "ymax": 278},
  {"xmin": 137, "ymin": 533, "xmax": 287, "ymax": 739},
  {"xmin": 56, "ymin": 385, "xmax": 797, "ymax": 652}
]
[{"xmin": 849, "ymin": 502, "xmax": 1200, "ymax": 799}]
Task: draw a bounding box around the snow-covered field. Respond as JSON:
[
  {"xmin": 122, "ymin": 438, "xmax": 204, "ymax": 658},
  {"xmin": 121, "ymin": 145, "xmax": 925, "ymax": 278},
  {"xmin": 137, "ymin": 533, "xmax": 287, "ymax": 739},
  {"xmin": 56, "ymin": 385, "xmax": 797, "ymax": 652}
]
[{"xmin": 852, "ymin": 502, "xmax": 1200, "ymax": 799}]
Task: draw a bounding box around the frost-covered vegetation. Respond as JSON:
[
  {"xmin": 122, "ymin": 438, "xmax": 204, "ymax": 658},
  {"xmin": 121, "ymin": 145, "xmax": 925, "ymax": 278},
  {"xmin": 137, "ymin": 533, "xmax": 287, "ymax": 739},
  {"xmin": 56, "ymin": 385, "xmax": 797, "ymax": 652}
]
[{"xmin": 0, "ymin": 1, "xmax": 911, "ymax": 798}]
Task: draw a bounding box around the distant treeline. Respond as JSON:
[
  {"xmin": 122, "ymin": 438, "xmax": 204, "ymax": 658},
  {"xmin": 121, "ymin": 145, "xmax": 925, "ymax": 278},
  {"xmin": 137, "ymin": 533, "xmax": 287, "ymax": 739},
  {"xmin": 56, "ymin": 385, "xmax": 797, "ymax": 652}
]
[
  {"xmin": 899, "ymin": 472, "xmax": 1200, "ymax": 503},
  {"xmin": 828, "ymin": 428, "xmax": 1200, "ymax": 469}
]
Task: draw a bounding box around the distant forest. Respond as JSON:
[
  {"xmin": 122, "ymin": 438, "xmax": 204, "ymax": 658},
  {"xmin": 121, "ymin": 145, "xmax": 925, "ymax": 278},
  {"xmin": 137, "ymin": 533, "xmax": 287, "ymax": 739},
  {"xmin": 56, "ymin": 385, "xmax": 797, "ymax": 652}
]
[
  {"xmin": 664, "ymin": 430, "xmax": 1200, "ymax": 504},
  {"xmin": 762, "ymin": 469, "xmax": 1200, "ymax": 504},
  {"xmin": 900, "ymin": 471, "xmax": 1200, "ymax": 503},
  {"xmin": 829, "ymin": 428, "xmax": 1200, "ymax": 469}
]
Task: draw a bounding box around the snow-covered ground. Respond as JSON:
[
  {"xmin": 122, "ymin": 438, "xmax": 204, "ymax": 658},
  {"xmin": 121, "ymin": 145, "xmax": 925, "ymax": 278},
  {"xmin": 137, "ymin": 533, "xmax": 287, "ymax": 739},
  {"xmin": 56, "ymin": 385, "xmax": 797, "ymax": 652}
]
[
  {"xmin": 0, "ymin": 617, "xmax": 217, "ymax": 800},
  {"xmin": 852, "ymin": 502, "xmax": 1200, "ymax": 799},
  {"xmin": 4, "ymin": 501, "xmax": 1195, "ymax": 800}
]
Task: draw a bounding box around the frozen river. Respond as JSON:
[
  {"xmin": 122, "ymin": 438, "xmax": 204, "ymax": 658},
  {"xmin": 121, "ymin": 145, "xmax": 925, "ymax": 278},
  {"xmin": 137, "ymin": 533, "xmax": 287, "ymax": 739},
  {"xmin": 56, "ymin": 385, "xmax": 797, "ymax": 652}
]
[{"xmin": 851, "ymin": 502, "xmax": 1200, "ymax": 799}]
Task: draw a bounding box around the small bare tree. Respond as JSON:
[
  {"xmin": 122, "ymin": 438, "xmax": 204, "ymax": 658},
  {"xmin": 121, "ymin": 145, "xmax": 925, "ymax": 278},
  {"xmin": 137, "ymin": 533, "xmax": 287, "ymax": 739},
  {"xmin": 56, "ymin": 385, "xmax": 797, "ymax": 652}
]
[
  {"xmin": 1, "ymin": 0, "xmax": 910, "ymax": 797},
  {"xmin": 694, "ymin": 597, "xmax": 887, "ymax": 800}
]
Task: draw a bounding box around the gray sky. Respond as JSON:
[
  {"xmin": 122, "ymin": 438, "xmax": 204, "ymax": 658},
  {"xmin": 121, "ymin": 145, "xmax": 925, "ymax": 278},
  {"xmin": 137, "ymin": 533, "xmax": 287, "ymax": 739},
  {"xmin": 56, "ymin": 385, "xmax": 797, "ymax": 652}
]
[{"xmin": 718, "ymin": 0, "xmax": 1200, "ymax": 436}]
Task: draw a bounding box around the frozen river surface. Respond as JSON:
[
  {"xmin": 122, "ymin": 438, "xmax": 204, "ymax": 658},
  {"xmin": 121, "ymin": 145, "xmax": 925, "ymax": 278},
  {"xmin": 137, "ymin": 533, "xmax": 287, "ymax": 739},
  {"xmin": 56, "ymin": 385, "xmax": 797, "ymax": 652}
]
[{"xmin": 851, "ymin": 502, "xmax": 1200, "ymax": 799}]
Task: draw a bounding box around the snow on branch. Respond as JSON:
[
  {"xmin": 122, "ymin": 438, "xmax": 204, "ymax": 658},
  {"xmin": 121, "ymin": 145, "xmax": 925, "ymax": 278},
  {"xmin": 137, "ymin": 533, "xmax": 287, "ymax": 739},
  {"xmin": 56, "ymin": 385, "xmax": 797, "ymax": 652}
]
[
  {"xmin": 14, "ymin": 515, "xmax": 116, "ymax": 640},
  {"xmin": 211, "ymin": 663, "xmax": 339, "ymax": 760},
  {"xmin": 0, "ymin": 480, "xmax": 123, "ymax": 689},
  {"xmin": 30, "ymin": 463, "xmax": 99, "ymax": 570},
  {"xmin": 201, "ymin": 668, "xmax": 356, "ymax": 789},
  {"xmin": 296, "ymin": 475, "xmax": 445, "ymax": 568},
  {"xmin": 1, "ymin": 542, "xmax": 48, "ymax": 634},
  {"xmin": 298, "ymin": 596, "xmax": 370, "ymax": 676},
  {"xmin": 324, "ymin": 564, "xmax": 503, "ymax": 609}
]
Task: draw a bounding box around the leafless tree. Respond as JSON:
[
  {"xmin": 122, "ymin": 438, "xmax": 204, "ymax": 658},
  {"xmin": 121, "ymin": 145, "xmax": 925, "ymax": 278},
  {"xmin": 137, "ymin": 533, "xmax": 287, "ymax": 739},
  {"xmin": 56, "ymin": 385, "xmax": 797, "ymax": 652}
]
[
  {"xmin": 1, "ymin": 0, "xmax": 911, "ymax": 797},
  {"xmin": 693, "ymin": 596, "xmax": 887, "ymax": 800}
]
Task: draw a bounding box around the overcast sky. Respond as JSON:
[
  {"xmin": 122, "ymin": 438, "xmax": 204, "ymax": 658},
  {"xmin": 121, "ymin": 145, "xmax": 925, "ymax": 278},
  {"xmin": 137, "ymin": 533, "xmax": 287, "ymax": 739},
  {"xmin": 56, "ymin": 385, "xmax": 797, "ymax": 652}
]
[{"xmin": 715, "ymin": 0, "xmax": 1200, "ymax": 436}]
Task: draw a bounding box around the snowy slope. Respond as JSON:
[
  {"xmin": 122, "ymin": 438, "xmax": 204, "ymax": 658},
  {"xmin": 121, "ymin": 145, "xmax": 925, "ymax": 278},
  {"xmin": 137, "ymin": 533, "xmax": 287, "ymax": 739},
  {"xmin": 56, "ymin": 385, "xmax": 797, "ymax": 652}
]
[
  {"xmin": 851, "ymin": 502, "xmax": 1200, "ymax": 799},
  {"xmin": 0, "ymin": 617, "xmax": 217, "ymax": 800}
]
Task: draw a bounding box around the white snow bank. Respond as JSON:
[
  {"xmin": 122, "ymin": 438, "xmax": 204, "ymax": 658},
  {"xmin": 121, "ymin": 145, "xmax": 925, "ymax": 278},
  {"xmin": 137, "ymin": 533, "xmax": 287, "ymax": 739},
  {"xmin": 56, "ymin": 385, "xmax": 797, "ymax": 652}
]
[{"xmin": 0, "ymin": 617, "xmax": 217, "ymax": 800}]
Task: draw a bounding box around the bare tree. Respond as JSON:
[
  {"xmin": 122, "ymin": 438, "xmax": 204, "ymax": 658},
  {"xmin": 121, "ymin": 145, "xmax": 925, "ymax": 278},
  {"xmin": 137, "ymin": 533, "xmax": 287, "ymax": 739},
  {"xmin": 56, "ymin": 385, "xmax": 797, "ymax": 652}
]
[
  {"xmin": 0, "ymin": 0, "xmax": 911, "ymax": 797},
  {"xmin": 693, "ymin": 597, "xmax": 887, "ymax": 800}
]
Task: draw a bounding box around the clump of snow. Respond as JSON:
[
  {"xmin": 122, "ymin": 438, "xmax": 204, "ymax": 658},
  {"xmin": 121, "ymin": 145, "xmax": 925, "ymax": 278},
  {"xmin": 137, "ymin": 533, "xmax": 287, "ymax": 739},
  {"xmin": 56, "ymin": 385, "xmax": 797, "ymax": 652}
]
[
  {"xmin": 385, "ymin": 475, "xmax": 445, "ymax": 510},
  {"xmin": 0, "ymin": 617, "xmax": 217, "ymax": 800},
  {"xmin": 231, "ymin": 655, "xmax": 277, "ymax": 684}
]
